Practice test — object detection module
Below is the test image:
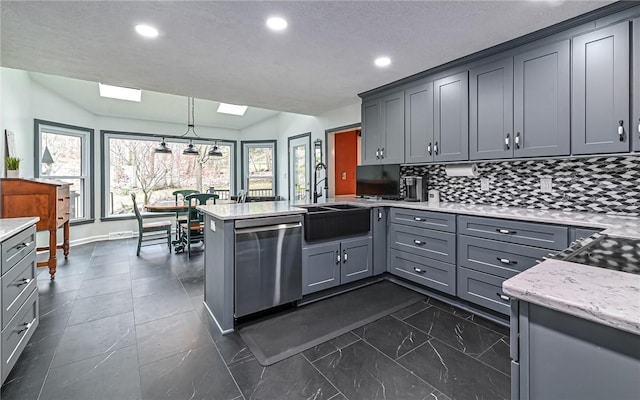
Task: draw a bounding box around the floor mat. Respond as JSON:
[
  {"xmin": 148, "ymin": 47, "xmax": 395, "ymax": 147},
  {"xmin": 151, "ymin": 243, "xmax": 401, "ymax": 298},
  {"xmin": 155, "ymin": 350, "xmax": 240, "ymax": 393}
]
[{"xmin": 238, "ymin": 280, "xmax": 424, "ymax": 366}]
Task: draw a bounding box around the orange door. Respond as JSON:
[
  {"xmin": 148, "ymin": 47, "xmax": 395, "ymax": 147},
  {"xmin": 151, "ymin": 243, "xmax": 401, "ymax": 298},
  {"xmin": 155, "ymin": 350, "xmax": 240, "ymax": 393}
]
[{"xmin": 334, "ymin": 130, "xmax": 358, "ymax": 195}]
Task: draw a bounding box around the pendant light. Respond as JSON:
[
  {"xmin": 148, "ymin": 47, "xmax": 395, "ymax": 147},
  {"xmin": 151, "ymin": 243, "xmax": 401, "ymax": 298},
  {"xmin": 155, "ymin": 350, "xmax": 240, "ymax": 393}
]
[
  {"xmin": 155, "ymin": 137, "xmax": 172, "ymax": 154},
  {"xmin": 41, "ymin": 134, "xmax": 55, "ymax": 165},
  {"xmin": 207, "ymin": 141, "xmax": 223, "ymax": 157},
  {"xmin": 181, "ymin": 97, "xmax": 200, "ymax": 155}
]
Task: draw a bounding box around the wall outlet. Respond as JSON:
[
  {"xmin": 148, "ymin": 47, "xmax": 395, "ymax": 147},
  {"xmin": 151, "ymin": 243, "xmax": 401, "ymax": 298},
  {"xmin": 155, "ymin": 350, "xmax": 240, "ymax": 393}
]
[
  {"xmin": 480, "ymin": 178, "xmax": 490, "ymax": 192},
  {"xmin": 540, "ymin": 178, "xmax": 553, "ymax": 193}
]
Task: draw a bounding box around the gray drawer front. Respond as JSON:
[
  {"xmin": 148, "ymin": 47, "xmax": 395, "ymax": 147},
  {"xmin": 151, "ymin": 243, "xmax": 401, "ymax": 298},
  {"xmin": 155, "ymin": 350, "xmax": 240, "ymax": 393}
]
[
  {"xmin": 457, "ymin": 266, "xmax": 509, "ymax": 315},
  {"xmin": 390, "ymin": 208, "xmax": 456, "ymax": 232},
  {"xmin": 458, "ymin": 216, "xmax": 568, "ymax": 250},
  {"xmin": 2, "ymin": 251, "xmax": 37, "ymax": 329},
  {"xmin": 569, "ymin": 227, "xmax": 602, "ymax": 242},
  {"xmin": 458, "ymin": 235, "xmax": 549, "ymax": 279},
  {"xmin": 388, "ymin": 249, "xmax": 456, "ymax": 295},
  {"xmin": 2, "ymin": 288, "xmax": 38, "ymax": 383},
  {"xmin": 1, "ymin": 225, "xmax": 37, "ymax": 275},
  {"xmin": 389, "ymin": 223, "xmax": 456, "ymax": 263}
]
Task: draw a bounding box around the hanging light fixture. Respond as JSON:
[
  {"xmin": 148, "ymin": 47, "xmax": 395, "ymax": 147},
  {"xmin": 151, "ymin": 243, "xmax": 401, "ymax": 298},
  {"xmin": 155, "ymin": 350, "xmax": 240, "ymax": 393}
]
[
  {"xmin": 155, "ymin": 137, "xmax": 172, "ymax": 154},
  {"xmin": 207, "ymin": 141, "xmax": 223, "ymax": 157}
]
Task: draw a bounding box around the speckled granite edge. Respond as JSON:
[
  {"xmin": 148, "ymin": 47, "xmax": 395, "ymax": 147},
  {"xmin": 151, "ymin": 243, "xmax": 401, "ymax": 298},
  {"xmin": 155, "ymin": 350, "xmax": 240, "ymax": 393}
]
[
  {"xmin": 197, "ymin": 201, "xmax": 306, "ymax": 221},
  {"xmin": 0, "ymin": 217, "xmax": 40, "ymax": 242},
  {"xmin": 503, "ymin": 260, "xmax": 640, "ymax": 336}
]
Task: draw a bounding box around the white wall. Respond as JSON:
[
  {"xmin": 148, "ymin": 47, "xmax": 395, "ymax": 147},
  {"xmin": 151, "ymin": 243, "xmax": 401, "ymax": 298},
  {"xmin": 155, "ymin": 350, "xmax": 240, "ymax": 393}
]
[{"xmin": 1, "ymin": 68, "xmax": 33, "ymax": 176}]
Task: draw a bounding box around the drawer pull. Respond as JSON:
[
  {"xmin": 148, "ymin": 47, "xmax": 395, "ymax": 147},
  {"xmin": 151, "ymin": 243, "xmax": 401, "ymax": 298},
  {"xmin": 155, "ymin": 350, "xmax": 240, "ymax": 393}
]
[
  {"xmin": 336, "ymin": 251, "xmax": 341, "ymax": 265},
  {"xmin": 58, "ymin": 198, "xmax": 65, "ymax": 202},
  {"xmin": 496, "ymin": 228, "xmax": 516, "ymax": 235},
  {"xmin": 497, "ymin": 293, "xmax": 510, "ymax": 302},
  {"xmin": 413, "ymin": 267, "xmax": 426, "ymax": 274},
  {"xmin": 497, "ymin": 257, "xmax": 517, "ymax": 265},
  {"xmin": 16, "ymin": 278, "xmax": 33, "ymax": 287},
  {"xmin": 16, "ymin": 322, "xmax": 33, "ymax": 334},
  {"xmin": 413, "ymin": 240, "xmax": 424, "ymax": 245},
  {"xmin": 413, "ymin": 217, "xmax": 424, "ymax": 222},
  {"xmin": 14, "ymin": 241, "xmax": 33, "ymax": 251}
]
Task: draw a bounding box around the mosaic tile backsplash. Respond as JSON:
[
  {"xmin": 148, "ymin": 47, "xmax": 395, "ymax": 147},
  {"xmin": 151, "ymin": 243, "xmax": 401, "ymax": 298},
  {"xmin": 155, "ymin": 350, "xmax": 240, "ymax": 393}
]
[{"xmin": 400, "ymin": 156, "xmax": 640, "ymax": 216}]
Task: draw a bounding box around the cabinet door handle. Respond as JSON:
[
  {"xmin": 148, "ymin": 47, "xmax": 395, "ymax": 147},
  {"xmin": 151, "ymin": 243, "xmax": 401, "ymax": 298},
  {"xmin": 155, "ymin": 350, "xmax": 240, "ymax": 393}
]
[
  {"xmin": 497, "ymin": 293, "xmax": 510, "ymax": 302},
  {"xmin": 377, "ymin": 211, "xmax": 382, "ymax": 221},
  {"xmin": 14, "ymin": 241, "xmax": 33, "ymax": 251},
  {"xmin": 515, "ymin": 132, "xmax": 521, "ymax": 149},
  {"xmin": 618, "ymin": 120, "xmax": 625, "ymax": 142},
  {"xmin": 637, "ymin": 118, "xmax": 640, "ymax": 135},
  {"xmin": 375, "ymin": 149, "xmax": 380, "ymax": 159},
  {"xmin": 496, "ymin": 228, "xmax": 516, "ymax": 235},
  {"xmin": 336, "ymin": 251, "xmax": 341, "ymax": 264},
  {"xmin": 505, "ymin": 133, "xmax": 510, "ymax": 150},
  {"xmin": 434, "ymin": 142, "xmax": 439, "ymax": 155},
  {"xmin": 427, "ymin": 142, "xmax": 432, "ymax": 156},
  {"xmin": 16, "ymin": 322, "xmax": 33, "ymax": 334},
  {"xmin": 16, "ymin": 278, "xmax": 33, "ymax": 287},
  {"xmin": 497, "ymin": 257, "xmax": 517, "ymax": 265},
  {"xmin": 413, "ymin": 267, "xmax": 426, "ymax": 274},
  {"xmin": 343, "ymin": 250, "xmax": 348, "ymax": 262},
  {"xmin": 380, "ymin": 147, "xmax": 384, "ymax": 159},
  {"xmin": 413, "ymin": 239, "xmax": 424, "ymax": 245}
]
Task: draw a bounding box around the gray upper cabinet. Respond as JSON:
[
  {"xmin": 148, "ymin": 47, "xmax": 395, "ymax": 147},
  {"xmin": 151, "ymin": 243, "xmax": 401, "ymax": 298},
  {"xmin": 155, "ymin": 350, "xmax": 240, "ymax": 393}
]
[
  {"xmin": 572, "ymin": 21, "xmax": 630, "ymax": 155},
  {"xmin": 434, "ymin": 71, "xmax": 469, "ymax": 162},
  {"xmin": 361, "ymin": 90, "xmax": 405, "ymax": 165},
  {"xmin": 514, "ymin": 40, "xmax": 570, "ymax": 158},
  {"xmin": 405, "ymin": 81, "xmax": 435, "ymax": 163},
  {"xmin": 634, "ymin": 18, "xmax": 640, "ymax": 153},
  {"xmin": 469, "ymin": 57, "xmax": 514, "ymax": 160},
  {"xmin": 361, "ymin": 98, "xmax": 383, "ymax": 165},
  {"xmin": 381, "ymin": 91, "xmax": 405, "ymax": 164}
]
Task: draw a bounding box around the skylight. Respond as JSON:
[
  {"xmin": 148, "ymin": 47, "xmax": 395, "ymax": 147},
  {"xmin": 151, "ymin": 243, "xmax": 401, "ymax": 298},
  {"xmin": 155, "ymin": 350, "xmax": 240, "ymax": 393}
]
[
  {"xmin": 98, "ymin": 83, "xmax": 142, "ymax": 102},
  {"xmin": 217, "ymin": 103, "xmax": 248, "ymax": 116}
]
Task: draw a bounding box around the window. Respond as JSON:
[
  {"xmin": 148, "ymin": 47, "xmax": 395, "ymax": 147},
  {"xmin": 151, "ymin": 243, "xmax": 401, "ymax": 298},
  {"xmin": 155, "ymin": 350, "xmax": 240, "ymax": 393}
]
[
  {"xmin": 242, "ymin": 141, "xmax": 276, "ymax": 197},
  {"xmin": 35, "ymin": 120, "xmax": 94, "ymax": 223},
  {"xmin": 102, "ymin": 131, "xmax": 235, "ymax": 217}
]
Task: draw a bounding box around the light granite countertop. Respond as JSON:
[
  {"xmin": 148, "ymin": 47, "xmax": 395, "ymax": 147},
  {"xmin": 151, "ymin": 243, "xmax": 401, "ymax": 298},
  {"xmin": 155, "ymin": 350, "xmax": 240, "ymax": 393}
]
[
  {"xmin": 198, "ymin": 198, "xmax": 640, "ymax": 334},
  {"xmin": 503, "ymin": 260, "xmax": 640, "ymax": 335},
  {"xmin": 0, "ymin": 217, "xmax": 40, "ymax": 242}
]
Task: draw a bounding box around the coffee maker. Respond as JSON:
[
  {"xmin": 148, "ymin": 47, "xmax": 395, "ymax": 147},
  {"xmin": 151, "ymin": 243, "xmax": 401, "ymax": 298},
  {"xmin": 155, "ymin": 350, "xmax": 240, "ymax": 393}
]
[{"xmin": 403, "ymin": 175, "xmax": 428, "ymax": 202}]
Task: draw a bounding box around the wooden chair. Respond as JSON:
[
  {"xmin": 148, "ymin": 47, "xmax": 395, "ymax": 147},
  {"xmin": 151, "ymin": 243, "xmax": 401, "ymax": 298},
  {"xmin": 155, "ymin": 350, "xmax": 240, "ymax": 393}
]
[
  {"xmin": 177, "ymin": 193, "xmax": 218, "ymax": 257},
  {"xmin": 172, "ymin": 189, "xmax": 200, "ymax": 239},
  {"xmin": 131, "ymin": 193, "xmax": 172, "ymax": 256}
]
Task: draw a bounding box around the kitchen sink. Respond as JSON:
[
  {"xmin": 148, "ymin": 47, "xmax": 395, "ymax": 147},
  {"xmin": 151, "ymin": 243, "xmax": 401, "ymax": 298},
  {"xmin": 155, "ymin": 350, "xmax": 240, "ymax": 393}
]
[{"xmin": 298, "ymin": 204, "xmax": 371, "ymax": 242}]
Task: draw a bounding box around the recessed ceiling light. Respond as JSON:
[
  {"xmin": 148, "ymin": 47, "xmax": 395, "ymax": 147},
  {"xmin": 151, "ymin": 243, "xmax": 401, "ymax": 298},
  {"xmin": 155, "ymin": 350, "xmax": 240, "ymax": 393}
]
[
  {"xmin": 99, "ymin": 83, "xmax": 142, "ymax": 102},
  {"xmin": 217, "ymin": 103, "xmax": 248, "ymax": 116},
  {"xmin": 266, "ymin": 17, "xmax": 288, "ymax": 31},
  {"xmin": 135, "ymin": 24, "xmax": 159, "ymax": 38},
  {"xmin": 374, "ymin": 57, "xmax": 391, "ymax": 67}
]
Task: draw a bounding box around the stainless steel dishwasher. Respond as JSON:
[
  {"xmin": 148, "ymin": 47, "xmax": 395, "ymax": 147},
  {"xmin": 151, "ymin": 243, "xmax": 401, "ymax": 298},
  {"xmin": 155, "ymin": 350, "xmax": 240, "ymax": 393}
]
[{"xmin": 234, "ymin": 215, "xmax": 302, "ymax": 318}]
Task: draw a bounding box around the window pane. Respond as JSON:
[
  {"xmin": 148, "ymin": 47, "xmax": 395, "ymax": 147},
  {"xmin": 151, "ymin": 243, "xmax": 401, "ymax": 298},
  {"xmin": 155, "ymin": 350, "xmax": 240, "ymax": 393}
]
[
  {"xmin": 247, "ymin": 147, "xmax": 274, "ymax": 178},
  {"xmin": 107, "ymin": 136, "xmax": 233, "ymax": 216},
  {"xmin": 247, "ymin": 178, "xmax": 274, "ymax": 196},
  {"xmin": 41, "ymin": 132, "xmax": 82, "ymax": 176}
]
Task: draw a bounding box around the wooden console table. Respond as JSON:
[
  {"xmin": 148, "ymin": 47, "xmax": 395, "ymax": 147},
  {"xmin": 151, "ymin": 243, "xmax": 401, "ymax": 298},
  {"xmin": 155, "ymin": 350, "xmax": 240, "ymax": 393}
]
[{"xmin": 1, "ymin": 178, "xmax": 71, "ymax": 279}]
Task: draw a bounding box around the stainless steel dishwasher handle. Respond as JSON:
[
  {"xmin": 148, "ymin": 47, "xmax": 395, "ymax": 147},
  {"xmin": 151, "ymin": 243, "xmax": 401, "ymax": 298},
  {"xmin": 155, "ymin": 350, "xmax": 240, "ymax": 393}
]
[{"xmin": 235, "ymin": 222, "xmax": 301, "ymax": 234}]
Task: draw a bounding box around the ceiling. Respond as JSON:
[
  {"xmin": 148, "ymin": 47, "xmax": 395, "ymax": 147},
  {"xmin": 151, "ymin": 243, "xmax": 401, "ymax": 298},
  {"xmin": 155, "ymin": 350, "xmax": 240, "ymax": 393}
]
[{"xmin": 1, "ymin": 1, "xmax": 613, "ymax": 116}]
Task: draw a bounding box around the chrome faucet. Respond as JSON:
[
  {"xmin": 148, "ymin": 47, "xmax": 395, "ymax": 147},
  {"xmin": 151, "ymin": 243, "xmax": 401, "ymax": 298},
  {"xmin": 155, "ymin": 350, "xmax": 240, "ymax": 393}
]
[{"xmin": 313, "ymin": 162, "xmax": 327, "ymax": 203}]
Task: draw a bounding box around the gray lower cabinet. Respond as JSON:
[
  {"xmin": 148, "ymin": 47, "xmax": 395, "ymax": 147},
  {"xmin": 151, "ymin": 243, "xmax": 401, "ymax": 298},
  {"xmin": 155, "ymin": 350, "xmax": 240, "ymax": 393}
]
[
  {"xmin": 1, "ymin": 224, "xmax": 39, "ymax": 384},
  {"xmin": 302, "ymin": 236, "xmax": 372, "ymax": 295},
  {"xmin": 389, "ymin": 208, "xmax": 456, "ymax": 233},
  {"xmin": 371, "ymin": 207, "xmax": 387, "ymax": 276},
  {"xmin": 469, "ymin": 57, "xmax": 514, "ymax": 160},
  {"xmin": 634, "ymin": 18, "xmax": 640, "ymax": 153},
  {"xmin": 389, "ymin": 223, "xmax": 455, "ymax": 263},
  {"xmin": 457, "ymin": 216, "xmax": 567, "ymax": 315},
  {"xmin": 434, "ymin": 71, "xmax": 469, "ymax": 162},
  {"xmin": 405, "ymin": 80, "xmax": 435, "ymax": 163},
  {"xmin": 572, "ymin": 21, "xmax": 630, "ymax": 155},
  {"xmin": 388, "ymin": 249, "xmax": 456, "ymax": 295},
  {"xmin": 361, "ymin": 90, "xmax": 405, "ymax": 165},
  {"xmin": 568, "ymin": 226, "xmax": 602, "ymax": 243},
  {"xmin": 511, "ymin": 301, "xmax": 640, "ymax": 399},
  {"xmin": 514, "ymin": 39, "xmax": 570, "ymax": 158}
]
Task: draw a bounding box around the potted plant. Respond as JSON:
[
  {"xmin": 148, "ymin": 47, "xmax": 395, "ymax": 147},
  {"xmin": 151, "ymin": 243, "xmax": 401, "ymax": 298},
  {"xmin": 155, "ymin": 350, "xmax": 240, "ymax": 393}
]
[{"xmin": 6, "ymin": 157, "xmax": 21, "ymax": 178}]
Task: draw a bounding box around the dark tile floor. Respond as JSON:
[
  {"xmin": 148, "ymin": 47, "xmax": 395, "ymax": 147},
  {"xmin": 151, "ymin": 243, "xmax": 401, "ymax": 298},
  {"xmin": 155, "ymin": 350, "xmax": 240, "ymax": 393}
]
[{"xmin": 1, "ymin": 239, "xmax": 511, "ymax": 400}]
